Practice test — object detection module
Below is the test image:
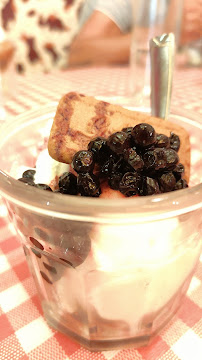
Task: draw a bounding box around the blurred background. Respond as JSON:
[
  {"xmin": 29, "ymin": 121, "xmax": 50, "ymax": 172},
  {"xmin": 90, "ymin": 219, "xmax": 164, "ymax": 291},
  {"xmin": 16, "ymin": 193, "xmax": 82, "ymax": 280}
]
[{"xmin": 0, "ymin": 0, "xmax": 201, "ymax": 75}]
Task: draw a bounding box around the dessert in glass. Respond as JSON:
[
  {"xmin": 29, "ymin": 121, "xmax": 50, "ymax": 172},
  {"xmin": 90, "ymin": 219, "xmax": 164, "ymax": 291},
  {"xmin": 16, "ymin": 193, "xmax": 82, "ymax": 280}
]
[{"xmin": 0, "ymin": 94, "xmax": 201, "ymax": 351}]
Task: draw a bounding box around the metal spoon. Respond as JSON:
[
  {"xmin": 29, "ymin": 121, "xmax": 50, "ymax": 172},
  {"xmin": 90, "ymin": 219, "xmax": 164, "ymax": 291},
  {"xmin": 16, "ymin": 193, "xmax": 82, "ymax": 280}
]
[{"xmin": 150, "ymin": 33, "xmax": 175, "ymax": 119}]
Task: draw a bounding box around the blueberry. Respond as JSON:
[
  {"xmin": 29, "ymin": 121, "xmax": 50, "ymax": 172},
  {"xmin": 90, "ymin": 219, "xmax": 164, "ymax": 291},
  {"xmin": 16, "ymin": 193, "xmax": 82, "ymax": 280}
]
[
  {"xmin": 174, "ymin": 179, "xmax": 188, "ymax": 190},
  {"xmin": 173, "ymin": 163, "xmax": 185, "ymax": 181},
  {"xmin": 108, "ymin": 172, "xmax": 123, "ymax": 190},
  {"xmin": 141, "ymin": 177, "xmax": 160, "ymax": 196},
  {"xmin": 132, "ymin": 123, "xmax": 156, "ymax": 147},
  {"xmin": 119, "ymin": 172, "xmax": 141, "ymax": 197},
  {"xmin": 59, "ymin": 172, "xmax": 78, "ymax": 195},
  {"xmin": 18, "ymin": 177, "xmax": 35, "ymax": 186},
  {"xmin": 155, "ymin": 134, "xmax": 170, "ymax": 148},
  {"xmin": 100, "ymin": 155, "xmax": 115, "ymax": 177},
  {"xmin": 143, "ymin": 148, "xmax": 179, "ymax": 171},
  {"xmin": 35, "ymin": 184, "xmax": 52, "ymax": 191},
  {"xmin": 143, "ymin": 149, "xmax": 162, "ymax": 170},
  {"xmin": 123, "ymin": 147, "xmax": 144, "ymax": 171},
  {"xmin": 169, "ymin": 132, "xmax": 180, "ymax": 152},
  {"xmin": 121, "ymin": 127, "xmax": 134, "ymax": 146},
  {"xmin": 111, "ymin": 156, "xmax": 126, "ymax": 174},
  {"xmin": 87, "ymin": 137, "xmax": 109, "ymax": 164},
  {"xmin": 72, "ymin": 150, "xmax": 94, "ymax": 173},
  {"xmin": 164, "ymin": 149, "xmax": 179, "ymax": 170},
  {"xmin": 121, "ymin": 127, "xmax": 133, "ymax": 134},
  {"xmin": 22, "ymin": 169, "xmax": 36, "ymax": 180},
  {"xmin": 107, "ymin": 131, "xmax": 130, "ymax": 155},
  {"xmin": 77, "ymin": 173, "xmax": 101, "ymax": 197},
  {"xmin": 158, "ymin": 172, "xmax": 176, "ymax": 192}
]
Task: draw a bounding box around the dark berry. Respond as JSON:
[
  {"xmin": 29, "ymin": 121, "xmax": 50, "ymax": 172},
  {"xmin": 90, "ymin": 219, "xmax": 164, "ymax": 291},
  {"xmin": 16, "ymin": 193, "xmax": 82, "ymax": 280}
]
[
  {"xmin": 111, "ymin": 156, "xmax": 126, "ymax": 174},
  {"xmin": 35, "ymin": 184, "xmax": 52, "ymax": 191},
  {"xmin": 121, "ymin": 161, "xmax": 134, "ymax": 174},
  {"xmin": 132, "ymin": 123, "xmax": 156, "ymax": 147},
  {"xmin": 164, "ymin": 149, "xmax": 179, "ymax": 170},
  {"xmin": 121, "ymin": 127, "xmax": 134, "ymax": 146},
  {"xmin": 143, "ymin": 149, "xmax": 163, "ymax": 170},
  {"xmin": 143, "ymin": 148, "xmax": 179, "ymax": 171},
  {"xmin": 22, "ymin": 169, "xmax": 36, "ymax": 180},
  {"xmin": 173, "ymin": 163, "xmax": 185, "ymax": 181},
  {"xmin": 121, "ymin": 127, "xmax": 133, "ymax": 134},
  {"xmin": 18, "ymin": 177, "xmax": 35, "ymax": 186},
  {"xmin": 58, "ymin": 172, "xmax": 78, "ymax": 195},
  {"xmin": 174, "ymin": 179, "xmax": 188, "ymax": 190},
  {"xmin": 100, "ymin": 154, "xmax": 124, "ymax": 177},
  {"xmin": 87, "ymin": 137, "xmax": 109, "ymax": 164},
  {"xmin": 72, "ymin": 150, "xmax": 94, "ymax": 173},
  {"xmin": 123, "ymin": 147, "xmax": 144, "ymax": 171},
  {"xmin": 155, "ymin": 134, "xmax": 170, "ymax": 148},
  {"xmin": 158, "ymin": 172, "xmax": 176, "ymax": 192},
  {"xmin": 142, "ymin": 177, "xmax": 160, "ymax": 196},
  {"xmin": 119, "ymin": 172, "xmax": 141, "ymax": 197},
  {"xmin": 169, "ymin": 132, "xmax": 180, "ymax": 152},
  {"xmin": 100, "ymin": 155, "xmax": 115, "ymax": 177},
  {"xmin": 77, "ymin": 173, "xmax": 101, "ymax": 197},
  {"xmin": 108, "ymin": 172, "xmax": 123, "ymax": 190},
  {"xmin": 107, "ymin": 131, "xmax": 130, "ymax": 154}
]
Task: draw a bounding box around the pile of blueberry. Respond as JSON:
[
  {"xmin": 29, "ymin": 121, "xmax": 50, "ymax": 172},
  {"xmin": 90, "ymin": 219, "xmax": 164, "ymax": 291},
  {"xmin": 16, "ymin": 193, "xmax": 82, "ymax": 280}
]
[
  {"xmin": 19, "ymin": 123, "xmax": 188, "ymax": 197},
  {"xmin": 59, "ymin": 123, "xmax": 188, "ymax": 197}
]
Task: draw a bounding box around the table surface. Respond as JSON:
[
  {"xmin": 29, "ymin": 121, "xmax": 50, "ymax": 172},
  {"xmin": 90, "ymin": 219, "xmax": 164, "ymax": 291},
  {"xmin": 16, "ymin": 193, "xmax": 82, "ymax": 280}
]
[{"xmin": 0, "ymin": 66, "xmax": 202, "ymax": 360}]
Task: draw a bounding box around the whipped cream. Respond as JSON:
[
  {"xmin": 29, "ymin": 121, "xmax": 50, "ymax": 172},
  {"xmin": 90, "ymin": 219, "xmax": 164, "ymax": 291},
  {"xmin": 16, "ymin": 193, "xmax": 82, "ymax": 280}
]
[
  {"xmin": 34, "ymin": 149, "xmax": 69, "ymax": 185},
  {"xmin": 12, "ymin": 149, "xmax": 69, "ymax": 187}
]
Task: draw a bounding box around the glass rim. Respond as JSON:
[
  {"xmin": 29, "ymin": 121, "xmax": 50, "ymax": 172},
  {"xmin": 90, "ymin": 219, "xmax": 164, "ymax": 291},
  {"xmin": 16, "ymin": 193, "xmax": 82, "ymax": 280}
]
[{"xmin": 0, "ymin": 103, "xmax": 201, "ymax": 223}]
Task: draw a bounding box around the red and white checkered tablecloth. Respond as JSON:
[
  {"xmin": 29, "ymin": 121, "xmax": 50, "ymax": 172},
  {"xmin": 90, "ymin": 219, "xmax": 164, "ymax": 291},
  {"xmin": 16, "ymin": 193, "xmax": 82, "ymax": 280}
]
[{"xmin": 0, "ymin": 66, "xmax": 202, "ymax": 360}]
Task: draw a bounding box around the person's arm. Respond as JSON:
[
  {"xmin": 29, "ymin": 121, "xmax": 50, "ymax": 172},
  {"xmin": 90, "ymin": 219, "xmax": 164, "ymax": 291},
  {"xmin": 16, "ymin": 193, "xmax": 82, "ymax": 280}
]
[{"xmin": 68, "ymin": 10, "xmax": 131, "ymax": 67}]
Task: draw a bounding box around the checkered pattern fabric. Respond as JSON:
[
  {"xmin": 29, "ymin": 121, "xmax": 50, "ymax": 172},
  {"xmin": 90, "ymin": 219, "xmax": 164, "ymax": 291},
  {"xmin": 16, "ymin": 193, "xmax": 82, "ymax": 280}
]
[{"xmin": 0, "ymin": 66, "xmax": 202, "ymax": 360}]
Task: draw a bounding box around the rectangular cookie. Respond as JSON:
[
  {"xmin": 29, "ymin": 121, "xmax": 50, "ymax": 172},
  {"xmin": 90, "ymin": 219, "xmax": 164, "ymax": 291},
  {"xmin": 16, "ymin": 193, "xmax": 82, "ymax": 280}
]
[{"xmin": 48, "ymin": 92, "xmax": 190, "ymax": 181}]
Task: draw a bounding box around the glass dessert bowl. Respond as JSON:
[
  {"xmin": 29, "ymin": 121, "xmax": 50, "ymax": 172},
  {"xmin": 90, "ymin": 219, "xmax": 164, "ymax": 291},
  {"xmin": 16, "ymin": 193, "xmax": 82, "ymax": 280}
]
[{"xmin": 0, "ymin": 103, "xmax": 201, "ymax": 351}]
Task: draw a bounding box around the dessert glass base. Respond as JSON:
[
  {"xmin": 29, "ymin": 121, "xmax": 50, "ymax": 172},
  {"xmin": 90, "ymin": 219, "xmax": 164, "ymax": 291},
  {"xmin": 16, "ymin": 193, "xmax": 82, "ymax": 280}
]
[
  {"xmin": 0, "ymin": 104, "xmax": 201, "ymax": 351},
  {"xmin": 42, "ymin": 266, "xmax": 195, "ymax": 351}
]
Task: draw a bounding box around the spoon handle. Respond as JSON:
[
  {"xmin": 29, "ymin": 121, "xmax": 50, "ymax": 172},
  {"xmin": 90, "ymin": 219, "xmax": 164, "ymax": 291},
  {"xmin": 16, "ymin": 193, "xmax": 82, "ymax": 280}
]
[{"xmin": 150, "ymin": 33, "xmax": 175, "ymax": 119}]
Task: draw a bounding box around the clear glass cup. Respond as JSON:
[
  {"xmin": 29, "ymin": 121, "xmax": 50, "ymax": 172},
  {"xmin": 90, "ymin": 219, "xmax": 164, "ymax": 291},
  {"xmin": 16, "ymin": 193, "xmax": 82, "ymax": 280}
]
[{"xmin": 0, "ymin": 104, "xmax": 201, "ymax": 351}]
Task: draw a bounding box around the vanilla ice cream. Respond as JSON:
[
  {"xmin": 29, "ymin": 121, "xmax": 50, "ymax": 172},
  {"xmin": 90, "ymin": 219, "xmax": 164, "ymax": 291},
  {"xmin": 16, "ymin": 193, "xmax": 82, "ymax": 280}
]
[
  {"xmin": 34, "ymin": 149, "xmax": 69, "ymax": 186},
  {"xmin": 53, "ymin": 218, "xmax": 201, "ymax": 337}
]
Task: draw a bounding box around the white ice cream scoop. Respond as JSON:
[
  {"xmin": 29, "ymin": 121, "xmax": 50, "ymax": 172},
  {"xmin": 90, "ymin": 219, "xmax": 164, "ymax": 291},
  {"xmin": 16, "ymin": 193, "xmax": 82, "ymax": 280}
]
[{"xmin": 34, "ymin": 149, "xmax": 69, "ymax": 185}]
